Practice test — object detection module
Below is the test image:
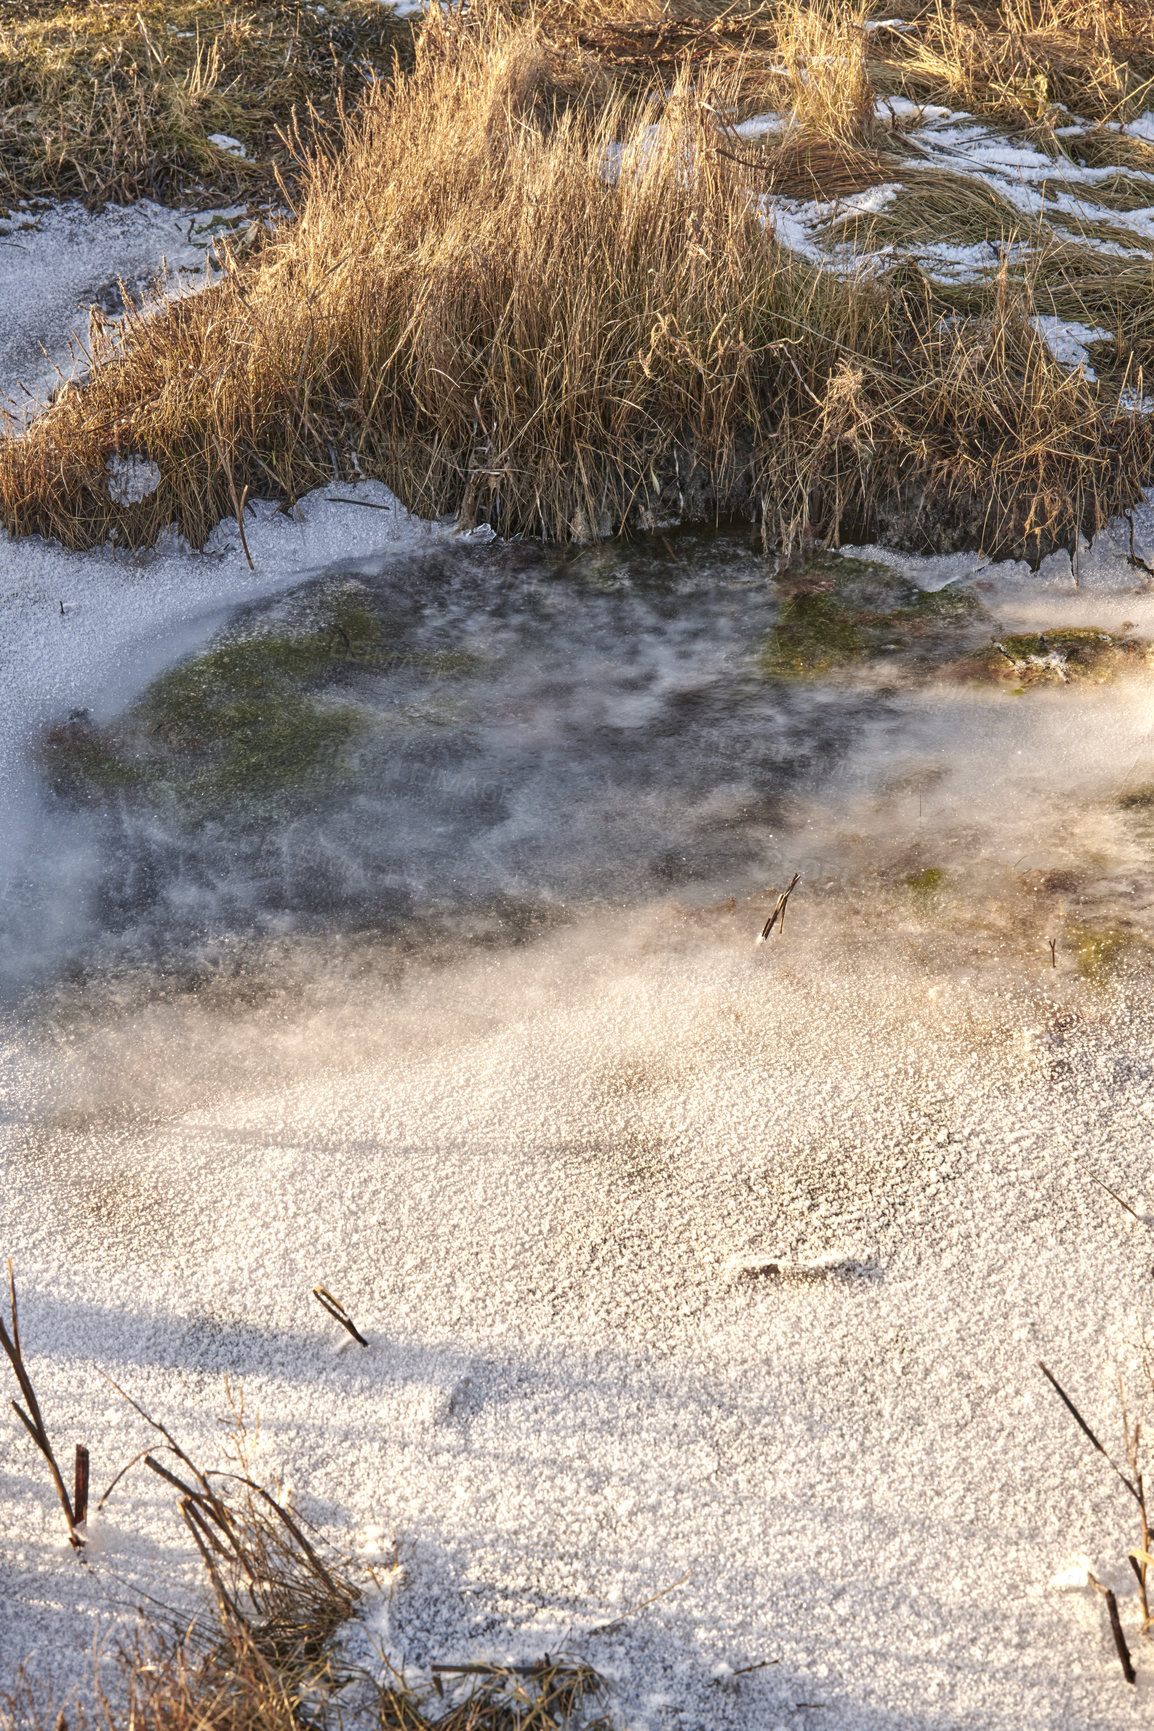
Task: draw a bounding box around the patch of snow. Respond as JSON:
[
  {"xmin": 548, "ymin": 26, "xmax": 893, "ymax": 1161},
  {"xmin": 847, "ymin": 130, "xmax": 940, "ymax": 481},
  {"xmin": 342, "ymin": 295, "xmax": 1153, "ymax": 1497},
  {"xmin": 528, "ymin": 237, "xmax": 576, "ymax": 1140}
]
[
  {"xmin": 905, "ymin": 240, "xmax": 999, "ymax": 282},
  {"xmin": 757, "ymin": 193, "xmax": 827, "ymax": 261},
  {"xmin": 0, "ymin": 200, "xmax": 238, "ymax": 414},
  {"xmin": 838, "ymin": 182, "xmax": 902, "ymax": 217},
  {"xmin": 876, "ymin": 96, "xmax": 960, "ymax": 124},
  {"xmin": 1031, "ymin": 314, "xmax": 1111, "ymax": 378},
  {"xmin": 207, "ymin": 133, "xmax": 246, "ymax": 158},
  {"xmin": 104, "ymin": 454, "xmax": 161, "ymax": 505},
  {"xmin": 732, "ymin": 113, "xmax": 782, "ymax": 140}
]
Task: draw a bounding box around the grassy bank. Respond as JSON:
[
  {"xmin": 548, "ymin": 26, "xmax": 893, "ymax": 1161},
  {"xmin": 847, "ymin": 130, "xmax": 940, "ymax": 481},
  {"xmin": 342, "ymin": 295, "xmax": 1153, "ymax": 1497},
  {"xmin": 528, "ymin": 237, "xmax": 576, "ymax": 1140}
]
[
  {"xmin": 0, "ymin": 0, "xmax": 414, "ymax": 210},
  {"xmin": 4, "ymin": 0, "xmax": 1154, "ymax": 556}
]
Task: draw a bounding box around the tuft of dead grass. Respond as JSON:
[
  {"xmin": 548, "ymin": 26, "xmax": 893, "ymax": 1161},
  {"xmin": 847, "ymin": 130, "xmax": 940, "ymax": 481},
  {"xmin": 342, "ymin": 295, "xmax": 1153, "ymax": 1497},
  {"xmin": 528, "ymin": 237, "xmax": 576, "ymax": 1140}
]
[
  {"xmin": 3, "ymin": 1377, "xmax": 611, "ymax": 1731},
  {"xmin": 772, "ymin": 0, "xmax": 876, "ymax": 144},
  {"xmin": 0, "ymin": 0, "xmax": 414, "ymax": 211},
  {"xmin": 2, "ymin": 3, "xmax": 1151, "ymax": 563}
]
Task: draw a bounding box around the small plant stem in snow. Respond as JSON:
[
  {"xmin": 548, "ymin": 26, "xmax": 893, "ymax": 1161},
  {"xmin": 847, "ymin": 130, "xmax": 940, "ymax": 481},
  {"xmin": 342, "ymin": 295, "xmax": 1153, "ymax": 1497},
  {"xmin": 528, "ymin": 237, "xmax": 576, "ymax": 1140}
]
[
  {"xmin": 0, "ymin": 1261, "xmax": 82, "ymax": 1546},
  {"xmin": 758, "ymin": 873, "xmax": 800, "ymax": 943},
  {"xmin": 73, "ymin": 1444, "xmax": 89, "ymax": 1528},
  {"xmin": 1089, "ymin": 1576, "xmax": 1137, "ymax": 1684},
  {"xmin": 312, "ymin": 1285, "xmax": 368, "ymax": 1346}
]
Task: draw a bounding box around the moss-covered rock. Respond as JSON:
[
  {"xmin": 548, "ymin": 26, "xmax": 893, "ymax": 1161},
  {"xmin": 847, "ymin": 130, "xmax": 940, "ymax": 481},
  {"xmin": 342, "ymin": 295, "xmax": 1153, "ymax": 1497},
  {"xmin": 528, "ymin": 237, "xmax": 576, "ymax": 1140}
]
[
  {"xmin": 958, "ymin": 626, "xmax": 1152, "ymax": 690},
  {"xmin": 762, "ymin": 554, "xmax": 984, "ymax": 678},
  {"xmin": 39, "ymin": 593, "xmax": 385, "ymax": 817}
]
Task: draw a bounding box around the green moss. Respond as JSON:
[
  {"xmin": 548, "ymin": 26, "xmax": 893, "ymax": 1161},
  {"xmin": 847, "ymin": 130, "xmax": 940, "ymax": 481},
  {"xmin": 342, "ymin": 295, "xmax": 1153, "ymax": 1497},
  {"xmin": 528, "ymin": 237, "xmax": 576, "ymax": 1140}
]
[
  {"xmin": 1071, "ymin": 924, "xmax": 1139, "ymax": 984},
  {"xmin": 39, "ymin": 715, "xmax": 145, "ymax": 802},
  {"xmin": 906, "ymin": 866, "xmax": 946, "ymax": 900},
  {"xmin": 762, "ymin": 554, "xmax": 983, "ymax": 679},
  {"xmin": 763, "ymin": 589, "xmax": 865, "ymax": 676},
  {"xmin": 41, "ymin": 594, "xmax": 387, "ymax": 816},
  {"xmin": 967, "ymin": 625, "xmax": 1149, "ymax": 688},
  {"xmin": 185, "ymin": 694, "xmax": 364, "ymax": 804}
]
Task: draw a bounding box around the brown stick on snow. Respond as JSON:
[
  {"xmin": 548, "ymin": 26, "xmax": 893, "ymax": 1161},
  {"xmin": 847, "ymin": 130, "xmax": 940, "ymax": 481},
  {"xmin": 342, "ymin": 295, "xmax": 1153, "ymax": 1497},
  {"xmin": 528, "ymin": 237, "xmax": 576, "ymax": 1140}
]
[
  {"xmin": 312, "ymin": 1286, "xmax": 369, "ymax": 1346},
  {"xmin": 0, "ymin": 1262, "xmax": 81, "ymax": 1546},
  {"xmin": 1090, "ymin": 1576, "xmax": 1137, "ymax": 1684},
  {"xmin": 758, "ymin": 873, "xmax": 800, "ymax": 943},
  {"xmin": 73, "ymin": 1445, "xmax": 89, "ymax": 1529}
]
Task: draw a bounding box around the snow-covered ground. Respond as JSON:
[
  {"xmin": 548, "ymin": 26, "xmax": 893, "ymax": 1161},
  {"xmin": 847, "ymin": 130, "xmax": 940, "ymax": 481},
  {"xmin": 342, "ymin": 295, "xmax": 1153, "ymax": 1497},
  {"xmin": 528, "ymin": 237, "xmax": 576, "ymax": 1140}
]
[
  {"xmin": 7, "ymin": 149, "xmax": 1154, "ymax": 1731},
  {"xmin": 0, "ymin": 199, "xmax": 246, "ymax": 415},
  {"xmin": 751, "ymin": 98, "xmax": 1154, "ymax": 371}
]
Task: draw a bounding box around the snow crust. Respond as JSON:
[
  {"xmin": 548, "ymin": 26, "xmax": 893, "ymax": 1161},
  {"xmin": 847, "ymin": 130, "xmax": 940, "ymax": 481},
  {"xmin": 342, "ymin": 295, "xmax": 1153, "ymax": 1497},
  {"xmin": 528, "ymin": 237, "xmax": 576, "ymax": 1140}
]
[{"xmin": 0, "ymin": 199, "xmax": 243, "ymax": 413}]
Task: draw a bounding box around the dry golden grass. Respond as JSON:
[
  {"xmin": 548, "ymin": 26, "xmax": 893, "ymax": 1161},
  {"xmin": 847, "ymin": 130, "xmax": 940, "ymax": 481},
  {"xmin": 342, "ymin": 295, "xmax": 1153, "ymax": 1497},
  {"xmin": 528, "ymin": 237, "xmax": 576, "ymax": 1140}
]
[
  {"xmin": 772, "ymin": 0, "xmax": 875, "ymax": 142},
  {"xmin": 0, "ymin": 1361, "xmax": 608, "ymax": 1731},
  {"xmin": 876, "ymin": 0, "xmax": 1154, "ymax": 135},
  {"xmin": 2, "ymin": 2, "xmax": 1153, "ymax": 561},
  {"xmin": 0, "ymin": 0, "xmax": 414, "ymax": 210},
  {"xmin": 731, "ymin": 130, "xmax": 902, "ymax": 199}
]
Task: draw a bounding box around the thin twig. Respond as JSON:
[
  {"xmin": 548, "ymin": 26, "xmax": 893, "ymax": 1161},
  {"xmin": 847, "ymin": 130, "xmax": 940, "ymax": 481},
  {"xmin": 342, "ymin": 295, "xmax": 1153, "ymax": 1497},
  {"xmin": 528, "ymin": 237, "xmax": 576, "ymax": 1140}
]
[
  {"xmin": 1038, "ymin": 1362, "xmax": 1143, "ymax": 1506},
  {"xmin": 214, "ymin": 438, "xmax": 254, "ymax": 570},
  {"xmin": 312, "ymin": 1286, "xmax": 368, "ymax": 1347},
  {"xmin": 181, "ymin": 1498, "xmax": 245, "ymax": 1629},
  {"xmin": 1089, "ymin": 1575, "xmax": 1137, "ymax": 1684},
  {"xmin": 96, "ymin": 1446, "xmax": 156, "ymax": 1512},
  {"xmin": 1, "ymin": 1261, "xmax": 80, "ymax": 1545},
  {"xmin": 99, "ymin": 1369, "xmax": 234, "ymax": 1531},
  {"xmin": 1093, "ymin": 1177, "xmax": 1147, "ymax": 1227},
  {"xmin": 74, "ymin": 1445, "xmax": 89, "ymax": 1528},
  {"xmin": 758, "ymin": 873, "xmax": 800, "ymax": 942},
  {"xmin": 589, "ymin": 1568, "xmax": 691, "ymax": 1634}
]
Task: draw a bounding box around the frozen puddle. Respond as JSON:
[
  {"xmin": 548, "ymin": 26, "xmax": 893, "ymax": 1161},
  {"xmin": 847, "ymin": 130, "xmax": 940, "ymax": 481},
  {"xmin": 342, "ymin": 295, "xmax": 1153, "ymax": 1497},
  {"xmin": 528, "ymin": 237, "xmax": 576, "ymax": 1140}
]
[{"xmin": 5, "ymin": 506, "xmax": 1154, "ymax": 1729}]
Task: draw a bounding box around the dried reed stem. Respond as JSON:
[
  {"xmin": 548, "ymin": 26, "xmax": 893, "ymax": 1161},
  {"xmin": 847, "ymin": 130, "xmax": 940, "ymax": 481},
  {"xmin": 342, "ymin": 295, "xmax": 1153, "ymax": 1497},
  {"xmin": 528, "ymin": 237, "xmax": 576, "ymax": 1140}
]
[
  {"xmin": 758, "ymin": 873, "xmax": 801, "ymax": 942},
  {"xmin": 0, "ymin": 1261, "xmax": 82, "ymax": 1547},
  {"xmin": 1089, "ymin": 1574, "xmax": 1137, "ymax": 1684},
  {"xmin": 312, "ymin": 1286, "xmax": 368, "ymax": 1346}
]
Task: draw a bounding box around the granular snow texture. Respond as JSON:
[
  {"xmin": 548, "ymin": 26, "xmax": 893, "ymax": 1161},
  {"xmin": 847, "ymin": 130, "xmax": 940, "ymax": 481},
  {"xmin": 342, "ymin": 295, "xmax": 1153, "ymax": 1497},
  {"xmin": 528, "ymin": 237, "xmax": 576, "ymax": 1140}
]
[{"xmin": 6, "ymin": 534, "xmax": 1154, "ymax": 1729}]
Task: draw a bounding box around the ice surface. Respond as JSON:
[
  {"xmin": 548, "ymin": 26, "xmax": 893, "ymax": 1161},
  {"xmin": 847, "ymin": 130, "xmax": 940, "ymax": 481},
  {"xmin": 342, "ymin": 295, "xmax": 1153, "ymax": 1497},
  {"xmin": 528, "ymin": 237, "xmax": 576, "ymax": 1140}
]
[
  {"xmin": 104, "ymin": 454, "xmax": 162, "ymax": 505},
  {"xmin": 7, "ymin": 495, "xmax": 1154, "ymax": 1727}
]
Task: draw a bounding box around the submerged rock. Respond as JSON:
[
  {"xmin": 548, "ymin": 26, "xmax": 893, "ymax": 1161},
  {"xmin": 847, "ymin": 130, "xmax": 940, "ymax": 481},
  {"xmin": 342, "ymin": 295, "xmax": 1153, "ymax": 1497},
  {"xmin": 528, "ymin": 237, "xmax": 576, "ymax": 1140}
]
[{"xmin": 38, "ymin": 587, "xmax": 385, "ymax": 816}]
